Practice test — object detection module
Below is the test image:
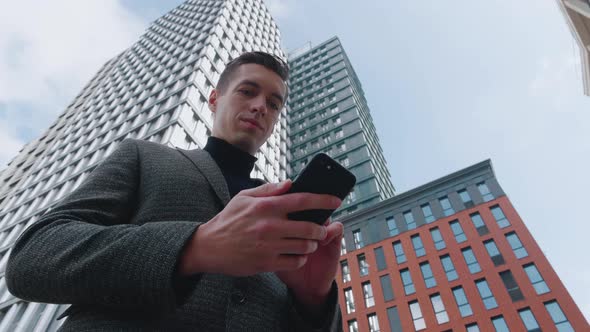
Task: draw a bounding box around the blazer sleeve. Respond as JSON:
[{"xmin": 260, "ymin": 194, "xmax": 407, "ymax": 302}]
[
  {"xmin": 288, "ymin": 281, "xmax": 344, "ymax": 332},
  {"xmin": 5, "ymin": 139, "xmax": 202, "ymax": 315}
]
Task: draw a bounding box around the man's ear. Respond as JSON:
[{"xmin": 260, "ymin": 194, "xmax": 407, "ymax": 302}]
[{"xmin": 208, "ymin": 89, "xmax": 218, "ymax": 114}]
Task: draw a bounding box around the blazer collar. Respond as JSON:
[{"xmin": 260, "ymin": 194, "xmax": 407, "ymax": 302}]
[{"xmin": 176, "ymin": 148, "xmax": 231, "ymax": 206}]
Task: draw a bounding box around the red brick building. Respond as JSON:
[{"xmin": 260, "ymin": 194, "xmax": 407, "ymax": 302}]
[{"xmin": 335, "ymin": 160, "xmax": 588, "ymax": 331}]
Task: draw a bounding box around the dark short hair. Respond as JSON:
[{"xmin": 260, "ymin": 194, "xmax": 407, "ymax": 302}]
[{"xmin": 216, "ymin": 51, "xmax": 289, "ymax": 93}]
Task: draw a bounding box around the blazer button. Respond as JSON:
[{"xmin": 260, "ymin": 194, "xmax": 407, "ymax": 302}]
[{"xmin": 232, "ymin": 292, "xmax": 246, "ymax": 304}]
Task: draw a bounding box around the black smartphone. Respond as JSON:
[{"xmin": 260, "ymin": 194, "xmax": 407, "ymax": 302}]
[{"xmin": 285, "ymin": 153, "xmax": 357, "ymax": 224}]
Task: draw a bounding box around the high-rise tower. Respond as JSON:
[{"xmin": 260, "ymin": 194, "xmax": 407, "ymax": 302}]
[
  {"xmin": 0, "ymin": 0, "xmax": 286, "ymax": 329},
  {"xmin": 287, "ymin": 37, "xmax": 395, "ymax": 218}
]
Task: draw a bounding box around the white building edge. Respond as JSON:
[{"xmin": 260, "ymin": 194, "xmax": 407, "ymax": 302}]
[{"xmin": 558, "ymin": 0, "xmax": 590, "ymax": 96}]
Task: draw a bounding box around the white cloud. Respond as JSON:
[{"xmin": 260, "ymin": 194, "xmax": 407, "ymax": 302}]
[
  {"xmin": 0, "ymin": 0, "xmax": 147, "ymax": 168},
  {"xmin": 264, "ymin": 0, "xmax": 293, "ymax": 19}
]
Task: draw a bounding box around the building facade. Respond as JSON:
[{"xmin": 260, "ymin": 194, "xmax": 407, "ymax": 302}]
[
  {"xmin": 557, "ymin": 0, "xmax": 590, "ymax": 96},
  {"xmin": 335, "ymin": 160, "xmax": 589, "ymax": 332},
  {"xmin": 287, "ymin": 37, "xmax": 395, "ymax": 219},
  {"xmin": 0, "ymin": 0, "xmax": 287, "ymax": 329}
]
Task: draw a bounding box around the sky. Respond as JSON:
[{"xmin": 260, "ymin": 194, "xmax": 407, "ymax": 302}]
[{"xmin": 1, "ymin": 0, "xmax": 588, "ymax": 321}]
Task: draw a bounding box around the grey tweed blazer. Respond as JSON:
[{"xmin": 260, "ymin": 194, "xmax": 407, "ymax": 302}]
[{"xmin": 6, "ymin": 139, "xmax": 342, "ymax": 332}]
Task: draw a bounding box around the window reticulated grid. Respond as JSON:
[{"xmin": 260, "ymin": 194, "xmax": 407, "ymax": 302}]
[
  {"xmin": 420, "ymin": 262, "xmax": 437, "ymax": 289},
  {"xmin": 476, "ymin": 279, "xmax": 498, "ymax": 310},
  {"xmin": 452, "ymin": 287, "xmax": 473, "ymax": 317}
]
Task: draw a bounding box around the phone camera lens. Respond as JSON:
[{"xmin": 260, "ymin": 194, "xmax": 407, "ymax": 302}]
[{"xmin": 327, "ymin": 165, "xmax": 332, "ymax": 170}]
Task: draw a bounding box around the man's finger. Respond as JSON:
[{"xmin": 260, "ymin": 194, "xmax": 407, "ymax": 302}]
[
  {"xmin": 278, "ymin": 220, "xmax": 327, "ymax": 241},
  {"xmin": 320, "ymin": 222, "xmax": 343, "ymax": 246},
  {"xmin": 275, "ymin": 239, "xmax": 318, "ymax": 255},
  {"xmin": 241, "ymin": 180, "xmax": 292, "ymax": 198},
  {"xmin": 274, "ymin": 254, "xmax": 308, "ymax": 271},
  {"xmin": 272, "ymin": 192, "xmax": 342, "ymax": 213}
]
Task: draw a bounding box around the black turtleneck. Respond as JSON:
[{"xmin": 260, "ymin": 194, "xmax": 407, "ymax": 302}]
[{"xmin": 203, "ymin": 136, "xmax": 261, "ymax": 197}]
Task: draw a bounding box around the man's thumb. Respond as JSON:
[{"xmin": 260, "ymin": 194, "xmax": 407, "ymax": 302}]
[{"xmin": 246, "ymin": 179, "xmax": 292, "ymax": 197}]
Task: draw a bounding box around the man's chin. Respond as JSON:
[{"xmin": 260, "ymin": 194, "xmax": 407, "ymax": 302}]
[{"xmin": 230, "ymin": 136, "xmax": 260, "ymax": 155}]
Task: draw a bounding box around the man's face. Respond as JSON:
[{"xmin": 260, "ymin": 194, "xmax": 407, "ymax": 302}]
[{"xmin": 209, "ymin": 63, "xmax": 287, "ymax": 155}]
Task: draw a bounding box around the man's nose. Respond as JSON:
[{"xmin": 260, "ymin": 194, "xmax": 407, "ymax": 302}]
[{"xmin": 250, "ymin": 95, "xmax": 267, "ymax": 116}]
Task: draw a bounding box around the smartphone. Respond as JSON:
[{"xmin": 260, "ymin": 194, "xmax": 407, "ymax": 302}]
[{"xmin": 285, "ymin": 153, "xmax": 357, "ymax": 224}]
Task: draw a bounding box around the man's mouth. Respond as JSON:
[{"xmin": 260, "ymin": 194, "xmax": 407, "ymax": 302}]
[{"xmin": 241, "ymin": 118, "xmax": 263, "ymax": 130}]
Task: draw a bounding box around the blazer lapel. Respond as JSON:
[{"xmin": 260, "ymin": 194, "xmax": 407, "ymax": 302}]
[{"xmin": 176, "ymin": 148, "xmax": 231, "ymax": 206}]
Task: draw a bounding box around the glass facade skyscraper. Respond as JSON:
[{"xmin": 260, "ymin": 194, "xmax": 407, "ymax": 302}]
[
  {"xmin": 0, "ymin": 0, "xmax": 286, "ymax": 329},
  {"xmin": 287, "ymin": 37, "xmax": 395, "ymax": 218}
]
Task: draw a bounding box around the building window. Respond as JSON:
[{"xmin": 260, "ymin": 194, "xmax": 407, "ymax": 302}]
[
  {"xmin": 518, "ymin": 308, "xmax": 541, "ymax": 332},
  {"xmin": 458, "ymin": 189, "xmax": 474, "ymax": 207},
  {"xmin": 544, "ymin": 300, "xmax": 574, "ymax": 332},
  {"xmin": 450, "ymin": 220, "xmax": 467, "ymax": 243},
  {"xmin": 353, "ymin": 229, "xmax": 364, "ymax": 249},
  {"xmin": 462, "ymin": 247, "xmax": 482, "ymax": 274},
  {"xmin": 411, "ymin": 234, "xmax": 426, "ymax": 257},
  {"xmin": 470, "ymin": 212, "xmax": 489, "ymax": 235},
  {"xmin": 499, "ymin": 270, "xmax": 524, "ymax": 302},
  {"xmin": 358, "ymin": 254, "xmax": 369, "ymax": 276},
  {"xmin": 341, "ymin": 260, "xmax": 351, "ymax": 282},
  {"xmin": 452, "ymin": 286, "xmax": 473, "ymax": 317},
  {"xmin": 439, "ymin": 196, "xmax": 454, "ymax": 216},
  {"xmin": 347, "ymin": 190, "xmax": 356, "ymax": 204},
  {"xmin": 523, "ymin": 263, "xmax": 550, "ymax": 295},
  {"xmin": 420, "ymin": 262, "xmax": 437, "ymax": 288},
  {"xmin": 506, "ymin": 232, "xmax": 528, "ymax": 259},
  {"xmin": 341, "ymin": 237, "xmax": 347, "ymax": 255},
  {"xmin": 484, "ymin": 239, "xmax": 505, "ymax": 266},
  {"xmin": 362, "ymin": 282, "xmax": 375, "ymax": 308},
  {"xmin": 430, "ymin": 294, "xmax": 449, "ymax": 324},
  {"xmin": 367, "ymin": 313, "xmax": 380, "ymax": 332},
  {"xmin": 393, "ymin": 241, "xmax": 406, "ymax": 264},
  {"xmin": 476, "ymin": 279, "xmax": 498, "ymax": 310},
  {"xmin": 490, "ymin": 205, "xmax": 510, "ymax": 228},
  {"xmin": 404, "ymin": 210, "xmax": 416, "ymax": 230},
  {"xmin": 374, "ymin": 246, "xmax": 387, "ymax": 271},
  {"xmin": 348, "ymin": 320, "xmax": 359, "ymax": 332},
  {"xmin": 466, "ymin": 323, "xmax": 480, "ymax": 332},
  {"xmin": 421, "ymin": 203, "xmax": 435, "ymax": 223},
  {"xmin": 344, "ymin": 288, "xmax": 355, "ymax": 313},
  {"xmin": 380, "ymin": 274, "xmax": 394, "ymax": 301},
  {"xmin": 400, "ymin": 269, "xmax": 415, "ymax": 295},
  {"xmin": 409, "ymin": 301, "xmax": 426, "ymax": 331},
  {"xmin": 386, "ymin": 216, "xmax": 398, "ymax": 236},
  {"xmin": 440, "ymin": 255, "xmax": 458, "ymax": 281},
  {"xmin": 339, "ymin": 156, "xmax": 350, "ymax": 167},
  {"xmin": 491, "ymin": 315, "xmax": 510, "ymax": 332},
  {"xmin": 430, "ymin": 227, "xmax": 446, "ymax": 250},
  {"xmin": 386, "ymin": 307, "xmax": 402, "ymax": 331},
  {"xmin": 478, "ymin": 182, "xmax": 494, "ymax": 202}
]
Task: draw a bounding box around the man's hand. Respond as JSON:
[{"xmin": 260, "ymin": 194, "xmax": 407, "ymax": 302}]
[
  {"xmin": 276, "ymin": 219, "xmax": 343, "ymax": 313},
  {"xmin": 177, "ymin": 180, "xmax": 342, "ymax": 277}
]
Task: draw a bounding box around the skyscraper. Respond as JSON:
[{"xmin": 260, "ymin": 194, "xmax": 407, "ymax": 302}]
[
  {"xmin": 287, "ymin": 37, "xmax": 395, "ymax": 218},
  {"xmin": 557, "ymin": 0, "xmax": 590, "ymax": 96},
  {"xmin": 336, "ymin": 160, "xmax": 589, "ymax": 331},
  {"xmin": 0, "ymin": 0, "xmax": 286, "ymax": 329}
]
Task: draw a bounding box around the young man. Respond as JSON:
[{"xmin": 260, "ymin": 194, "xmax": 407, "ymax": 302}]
[{"xmin": 6, "ymin": 52, "xmax": 344, "ymax": 331}]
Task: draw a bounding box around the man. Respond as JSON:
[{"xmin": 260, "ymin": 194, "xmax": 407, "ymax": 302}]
[{"xmin": 6, "ymin": 52, "xmax": 344, "ymax": 331}]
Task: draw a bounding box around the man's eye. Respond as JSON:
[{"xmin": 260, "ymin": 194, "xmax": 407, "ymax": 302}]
[
  {"xmin": 269, "ymin": 101, "xmax": 279, "ymax": 110},
  {"xmin": 239, "ymin": 89, "xmax": 254, "ymax": 96}
]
